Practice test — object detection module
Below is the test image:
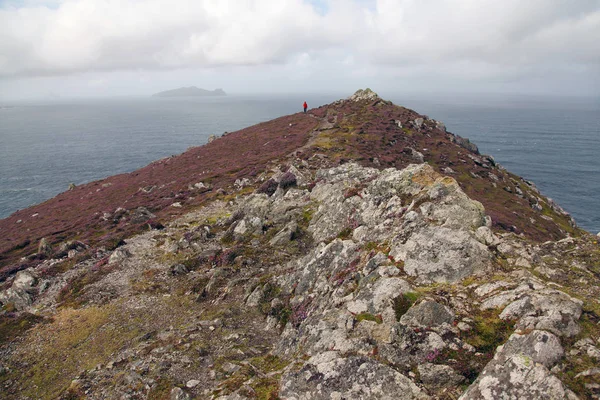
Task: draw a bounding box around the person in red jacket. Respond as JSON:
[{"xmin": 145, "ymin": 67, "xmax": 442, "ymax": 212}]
[{"xmin": 303, "ymin": 101, "xmax": 308, "ymax": 113}]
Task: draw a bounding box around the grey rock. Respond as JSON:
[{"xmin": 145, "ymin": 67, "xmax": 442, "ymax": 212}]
[
  {"xmin": 13, "ymin": 270, "xmax": 36, "ymax": 291},
  {"xmin": 474, "ymin": 281, "xmax": 511, "ymax": 298},
  {"xmin": 380, "ymin": 325, "xmax": 448, "ymax": 367},
  {"xmin": 234, "ymin": 178, "xmax": 251, "ymax": 189},
  {"xmin": 38, "ymin": 237, "xmax": 52, "ymax": 256},
  {"xmin": 0, "ymin": 270, "xmax": 37, "ymax": 310},
  {"xmin": 408, "ymin": 147, "xmax": 424, "ymax": 163},
  {"xmin": 294, "ymin": 239, "xmax": 359, "ymax": 295},
  {"xmin": 400, "ymin": 300, "xmax": 455, "ymax": 328},
  {"xmin": 347, "ymin": 277, "xmax": 412, "ymax": 320},
  {"xmin": 185, "ymin": 379, "xmax": 200, "ymax": 388},
  {"xmin": 130, "ymin": 206, "xmax": 156, "ymax": 224},
  {"xmin": 451, "ymin": 135, "xmax": 480, "ymax": 154},
  {"xmin": 348, "ymin": 88, "xmax": 380, "ymax": 102},
  {"xmin": 269, "ymin": 221, "xmax": 298, "ymax": 246},
  {"xmin": 108, "ymin": 247, "xmax": 131, "ymax": 265},
  {"xmin": 418, "ymin": 363, "xmax": 464, "ymax": 388},
  {"xmin": 475, "ymin": 226, "xmax": 500, "ymax": 246},
  {"xmin": 170, "ymin": 387, "xmax": 191, "ymax": 400},
  {"xmin": 363, "ymin": 252, "xmax": 390, "ymax": 275},
  {"xmin": 170, "ymin": 263, "xmax": 189, "ymax": 276},
  {"xmin": 500, "ymin": 290, "xmax": 582, "ymax": 337},
  {"xmin": 460, "ymin": 330, "xmax": 576, "ymax": 399},
  {"xmin": 280, "ymin": 352, "xmax": 428, "ymax": 400},
  {"xmin": 393, "ymin": 227, "xmax": 491, "ymax": 283},
  {"xmin": 246, "ymin": 285, "xmax": 264, "ymax": 307}
]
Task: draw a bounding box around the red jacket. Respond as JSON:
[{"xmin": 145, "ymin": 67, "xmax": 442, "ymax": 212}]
[{"xmin": 303, "ymin": 102, "xmax": 307, "ymax": 108}]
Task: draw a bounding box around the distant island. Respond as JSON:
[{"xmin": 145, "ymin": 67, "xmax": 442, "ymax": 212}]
[{"xmin": 152, "ymin": 86, "xmax": 226, "ymax": 97}]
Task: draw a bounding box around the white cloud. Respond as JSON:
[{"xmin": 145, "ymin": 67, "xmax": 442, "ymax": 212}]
[{"xmin": 0, "ymin": 0, "xmax": 598, "ymax": 96}]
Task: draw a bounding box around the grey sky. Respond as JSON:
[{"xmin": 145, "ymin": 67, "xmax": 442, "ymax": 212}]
[{"xmin": 0, "ymin": 0, "xmax": 599, "ymax": 99}]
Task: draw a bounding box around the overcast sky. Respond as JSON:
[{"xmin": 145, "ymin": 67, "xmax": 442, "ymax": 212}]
[{"xmin": 0, "ymin": 0, "xmax": 599, "ymax": 100}]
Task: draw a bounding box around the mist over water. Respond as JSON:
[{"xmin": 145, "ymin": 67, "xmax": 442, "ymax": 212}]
[{"xmin": 0, "ymin": 94, "xmax": 598, "ymax": 233}]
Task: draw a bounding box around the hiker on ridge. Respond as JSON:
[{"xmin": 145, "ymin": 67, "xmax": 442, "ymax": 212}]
[{"xmin": 303, "ymin": 101, "xmax": 308, "ymax": 113}]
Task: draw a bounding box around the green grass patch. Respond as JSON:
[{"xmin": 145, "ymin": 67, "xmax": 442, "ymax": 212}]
[
  {"xmin": 336, "ymin": 227, "xmax": 353, "ymax": 240},
  {"xmin": 355, "ymin": 312, "xmax": 383, "ymax": 324},
  {"xmin": 0, "ymin": 312, "xmax": 47, "ymax": 346},
  {"xmin": 252, "ymin": 377, "xmax": 281, "ymax": 400},
  {"xmin": 465, "ymin": 309, "xmax": 515, "ymax": 354}
]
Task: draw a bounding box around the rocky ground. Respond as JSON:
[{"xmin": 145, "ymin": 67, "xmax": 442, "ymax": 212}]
[{"xmin": 1, "ymin": 90, "xmax": 599, "ymax": 399}]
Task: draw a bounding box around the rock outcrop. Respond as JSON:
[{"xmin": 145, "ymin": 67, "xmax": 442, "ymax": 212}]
[{"xmin": 0, "ymin": 90, "xmax": 598, "ymax": 399}]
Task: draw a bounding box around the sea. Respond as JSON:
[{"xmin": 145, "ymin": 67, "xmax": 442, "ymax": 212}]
[{"xmin": 0, "ymin": 93, "xmax": 599, "ymax": 234}]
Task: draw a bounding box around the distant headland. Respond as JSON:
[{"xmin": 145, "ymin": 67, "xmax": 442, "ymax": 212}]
[{"xmin": 152, "ymin": 86, "xmax": 226, "ymax": 97}]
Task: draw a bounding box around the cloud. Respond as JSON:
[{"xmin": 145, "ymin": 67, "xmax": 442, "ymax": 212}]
[
  {"xmin": 0, "ymin": 0, "xmax": 343, "ymax": 76},
  {"xmin": 0, "ymin": 0, "xmax": 598, "ymax": 96}
]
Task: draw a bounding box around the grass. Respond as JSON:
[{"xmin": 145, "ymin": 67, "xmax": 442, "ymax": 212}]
[
  {"xmin": 464, "ymin": 309, "xmax": 515, "ymax": 354},
  {"xmin": 13, "ymin": 305, "xmax": 140, "ymax": 399},
  {"xmin": 336, "ymin": 227, "xmax": 353, "ymax": 240},
  {"xmin": 355, "ymin": 312, "xmax": 383, "ymax": 324},
  {"xmin": 0, "ymin": 312, "xmax": 47, "ymax": 346},
  {"xmin": 147, "ymin": 377, "xmax": 175, "ymax": 400}
]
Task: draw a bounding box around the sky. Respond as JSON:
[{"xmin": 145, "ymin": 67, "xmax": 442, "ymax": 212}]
[{"xmin": 0, "ymin": 0, "xmax": 599, "ymax": 100}]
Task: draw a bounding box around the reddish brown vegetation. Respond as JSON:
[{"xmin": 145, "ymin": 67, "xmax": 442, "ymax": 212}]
[
  {"xmin": 0, "ymin": 113, "xmax": 318, "ymax": 277},
  {"xmin": 0, "ymin": 96, "xmax": 580, "ymax": 280}
]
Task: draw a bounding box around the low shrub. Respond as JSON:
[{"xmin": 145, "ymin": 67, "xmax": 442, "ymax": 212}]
[
  {"xmin": 279, "ymin": 172, "xmax": 297, "ymax": 190},
  {"xmin": 257, "ymin": 179, "xmax": 278, "ymax": 196}
]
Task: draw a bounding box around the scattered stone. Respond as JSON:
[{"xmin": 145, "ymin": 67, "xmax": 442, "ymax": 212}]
[
  {"xmin": 131, "ymin": 206, "xmax": 156, "ymax": 224},
  {"xmin": 186, "ymin": 379, "xmax": 200, "ymax": 388},
  {"xmin": 37, "ymin": 237, "xmax": 52, "ymax": 256},
  {"xmin": 413, "ymin": 118, "xmax": 424, "ymax": 129}
]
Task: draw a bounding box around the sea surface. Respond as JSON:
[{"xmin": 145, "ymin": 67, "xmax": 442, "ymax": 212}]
[{"xmin": 1, "ymin": 94, "xmax": 599, "ymax": 233}]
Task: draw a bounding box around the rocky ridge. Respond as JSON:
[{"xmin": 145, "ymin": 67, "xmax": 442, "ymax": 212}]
[{"xmin": 0, "ymin": 90, "xmax": 599, "ymax": 399}]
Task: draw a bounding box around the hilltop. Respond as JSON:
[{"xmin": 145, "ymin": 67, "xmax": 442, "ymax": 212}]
[
  {"xmin": 152, "ymin": 87, "xmax": 226, "ymax": 97},
  {"xmin": 0, "ymin": 89, "xmax": 599, "ymax": 399}
]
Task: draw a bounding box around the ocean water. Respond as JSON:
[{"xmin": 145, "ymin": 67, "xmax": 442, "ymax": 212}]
[{"xmin": 0, "ymin": 94, "xmax": 598, "ymax": 234}]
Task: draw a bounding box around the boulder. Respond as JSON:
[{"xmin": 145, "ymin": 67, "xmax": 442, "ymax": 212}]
[
  {"xmin": 400, "ymin": 300, "xmax": 455, "ymax": 328},
  {"xmin": 269, "ymin": 221, "xmax": 298, "ymax": 246},
  {"xmin": 460, "ymin": 331, "xmax": 576, "ymax": 399},
  {"xmin": 418, "ymin": 363, "xmax": 464, "ymax": 389},
  {"xmin": 38, "ymin": 237, "xmax": 52, "ymax": 256},
  {"xmin": 0, "ymin": 270, "xmax": 37, "ymax": 310},
  {"xmin": 130, "ymin": 207, "xmax": 156, "ymax": 224},
  {"xmin": 280, "ymin": 352, "xmax": 428, "ymax": 400},
  {"xmin": 392, "ymin": 227, "xmax": 491, "ymax": 283}
]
